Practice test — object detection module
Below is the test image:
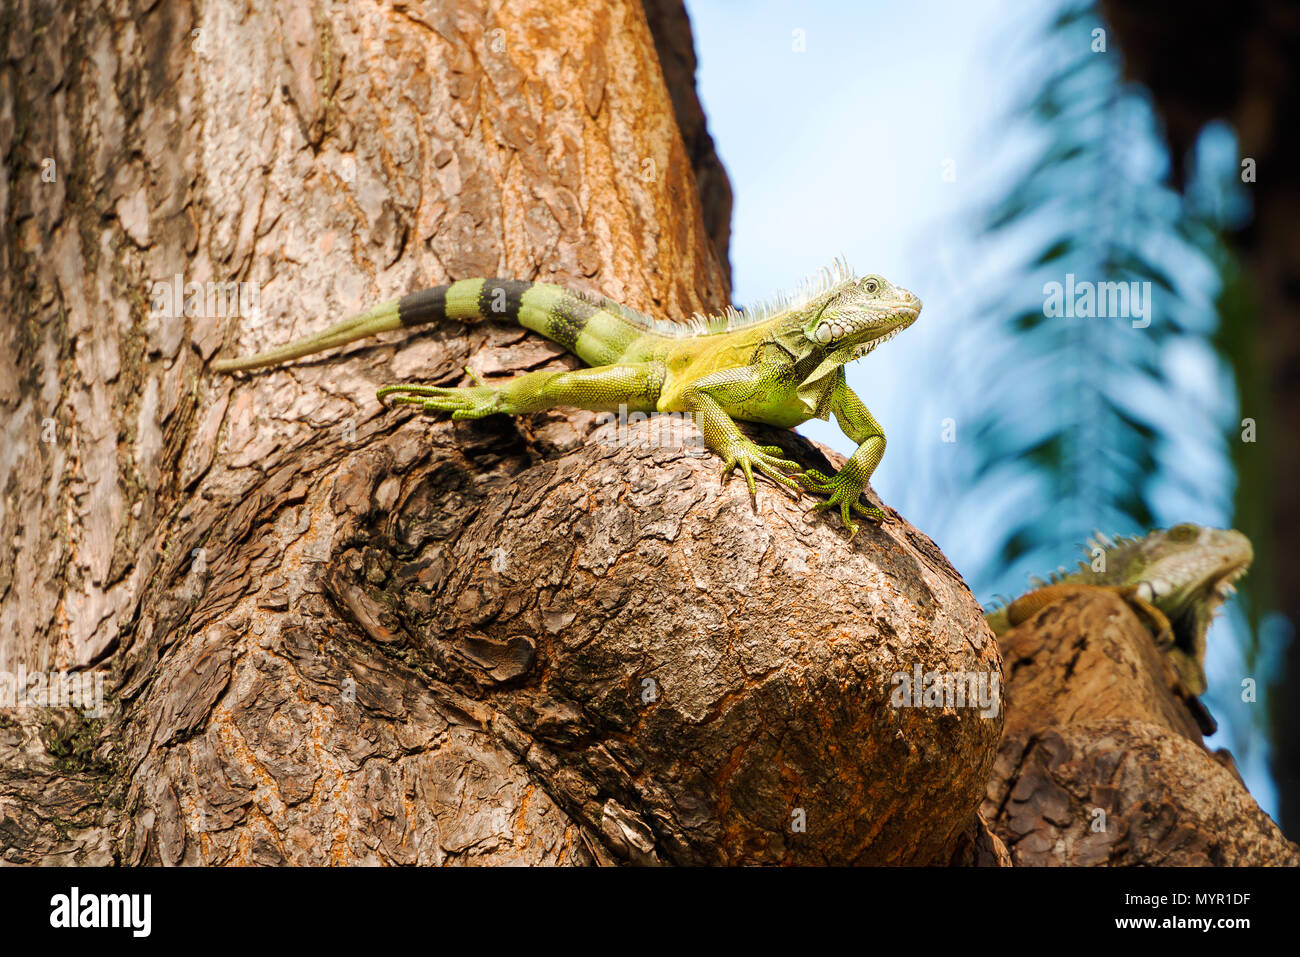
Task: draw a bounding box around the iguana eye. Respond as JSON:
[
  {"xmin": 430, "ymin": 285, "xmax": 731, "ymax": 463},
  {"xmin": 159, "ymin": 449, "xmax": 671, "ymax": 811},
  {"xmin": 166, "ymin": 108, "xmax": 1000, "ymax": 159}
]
[
  {"xmin": 863, "ymin": 278, "xmax": 879, "ymax": 294},
  {"xmin": 1167, "ymin": 523, "xmax": 1198, "ymax": 542}
]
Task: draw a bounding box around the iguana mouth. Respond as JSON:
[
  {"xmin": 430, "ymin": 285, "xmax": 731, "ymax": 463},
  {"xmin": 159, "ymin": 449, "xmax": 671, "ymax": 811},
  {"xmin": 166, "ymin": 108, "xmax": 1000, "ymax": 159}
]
[
  {"xmin": 849, "ymin": 310, "xmax": 918, "ymax": 358},
  {"xmin": 1171, "ymin": 562, "xmax": 1250, "ymax": 652},
  {"xmin": 1213, "ymin": 565, "xmax": 1248, "ymax": 600}
]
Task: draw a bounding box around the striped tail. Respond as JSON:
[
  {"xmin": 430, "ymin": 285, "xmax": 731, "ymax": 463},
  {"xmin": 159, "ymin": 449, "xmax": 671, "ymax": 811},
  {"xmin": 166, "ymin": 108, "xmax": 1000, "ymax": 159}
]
[{"xmin": 211, "ymin": 277, "xmax": 660, "ymax": 373}]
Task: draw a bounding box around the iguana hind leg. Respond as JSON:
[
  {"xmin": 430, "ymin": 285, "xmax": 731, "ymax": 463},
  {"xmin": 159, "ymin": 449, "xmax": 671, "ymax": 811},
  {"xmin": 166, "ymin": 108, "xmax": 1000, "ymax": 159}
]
[{"xmin": 379, "ymin": 361, "xmax": 665, "ymax": 419}]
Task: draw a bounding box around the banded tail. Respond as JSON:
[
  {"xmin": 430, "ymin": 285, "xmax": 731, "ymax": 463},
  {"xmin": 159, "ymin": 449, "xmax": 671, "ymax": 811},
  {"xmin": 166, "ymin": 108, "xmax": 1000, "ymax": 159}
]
[{"xmin": 210, "ymin": 278, "xmax": 661, "ymax": 373}]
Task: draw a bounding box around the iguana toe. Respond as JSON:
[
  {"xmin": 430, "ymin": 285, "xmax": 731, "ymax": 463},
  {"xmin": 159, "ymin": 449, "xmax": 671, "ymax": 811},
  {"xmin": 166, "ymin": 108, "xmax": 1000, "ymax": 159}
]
[{"xmin": 378, "ymin": 383, "xmax": 501, "ymax": 419}]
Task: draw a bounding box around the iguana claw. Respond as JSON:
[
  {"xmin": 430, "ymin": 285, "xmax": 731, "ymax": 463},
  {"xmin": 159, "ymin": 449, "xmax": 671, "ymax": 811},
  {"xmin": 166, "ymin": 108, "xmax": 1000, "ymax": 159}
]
[
  {"xmin": 798, "ymin": 468, "xmax": 883, "ymax": 537},
  {"xmin": 719, "ymin": 441, "xmax": 803, "ymax": 497},
  {"xmin": 377, "ymin": 382, "xmax": 502, "ymax": 419}
]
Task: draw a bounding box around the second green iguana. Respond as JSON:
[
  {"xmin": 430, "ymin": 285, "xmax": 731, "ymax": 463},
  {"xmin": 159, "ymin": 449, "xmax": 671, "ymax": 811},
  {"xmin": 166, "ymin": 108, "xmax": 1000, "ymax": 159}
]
[
  {"xmin": 212, "ymin": 263, "xmax": 921, "ymax": 535},
  {"xmin": 985, "ymin": 524, "xmax": 1253, "ymax": 734}
]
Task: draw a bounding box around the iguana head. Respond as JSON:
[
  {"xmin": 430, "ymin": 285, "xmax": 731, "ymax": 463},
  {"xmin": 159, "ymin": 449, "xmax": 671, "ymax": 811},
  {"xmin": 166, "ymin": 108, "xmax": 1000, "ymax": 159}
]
[
  {"xmin": 800, "ymin": 274, "xmax": 921, "ymax": 361},
  {"xmin": 1077, "ymin": 524, "xmax": 1253, "ymax": 695},
  {"xmin": 781, "ymin": 274, "xmax": 920, "ymax": 411}
]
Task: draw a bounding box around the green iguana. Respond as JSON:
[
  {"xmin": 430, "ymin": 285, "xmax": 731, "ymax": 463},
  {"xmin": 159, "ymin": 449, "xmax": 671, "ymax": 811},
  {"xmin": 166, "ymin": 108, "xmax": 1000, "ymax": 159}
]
[
  {"xmin": 984, "ymin": 524, "xmax": 1253, "ymax": 734},
  {"xmin": 212, "ymin": 263, "xmax": 921, "ymax": 535}
]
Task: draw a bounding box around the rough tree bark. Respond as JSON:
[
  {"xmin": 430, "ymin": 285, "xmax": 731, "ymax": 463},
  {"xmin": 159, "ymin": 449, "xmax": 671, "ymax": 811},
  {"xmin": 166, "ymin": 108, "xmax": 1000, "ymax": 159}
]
[
  {"xmin": 0, "ymin": 0, "xmax": 1002, "ymax": 865},
  {"xmin": 984, "ymin": 592, "xmax": 1299, "ymax": 865}
]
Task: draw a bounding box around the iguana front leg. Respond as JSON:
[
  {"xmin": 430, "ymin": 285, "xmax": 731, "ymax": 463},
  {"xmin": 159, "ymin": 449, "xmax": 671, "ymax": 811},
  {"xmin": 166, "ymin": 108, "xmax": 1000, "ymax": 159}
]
[
  {"xmin": 797, "ymin": 372, "xmax": 886, "ymax": 536},
  {"xmin": 379, "ymin": 361, "xmax": 664, "ymax": 418},
  {"xmin": 677, "ymin": 366, "xmax": 804, "ymax": 496}
]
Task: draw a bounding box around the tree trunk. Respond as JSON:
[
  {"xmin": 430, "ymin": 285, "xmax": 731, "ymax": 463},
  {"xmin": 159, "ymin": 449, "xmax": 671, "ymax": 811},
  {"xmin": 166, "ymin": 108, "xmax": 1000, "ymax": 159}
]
[
  {"xmin": 983, "ymin": 592, "xmax": 1299, "ymax": 865},
  {"xmin": 0, "ymin": 0, "xmax": 1001, "ymax": 865}
]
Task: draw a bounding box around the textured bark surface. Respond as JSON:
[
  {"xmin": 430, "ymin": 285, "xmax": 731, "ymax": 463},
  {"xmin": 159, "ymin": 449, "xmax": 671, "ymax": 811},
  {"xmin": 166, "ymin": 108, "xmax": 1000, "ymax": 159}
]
[
  {"xmin": 0, "ymin": 0, "xmax": 1001, "ymax": 865},
  {"xmin": 947, "ymin": 810, "xmax": 1012, "ymax": 867},
  {"xmin": 0, "ymin": 0, "xmax": 729, "ymax": 680},
  {"xmin": 0, "ymin": 710, "xmax": 115, "ymax": 864},
  {"xmin": 127, "ymin": 424, "xmax": 1001, "ymax": 865},
  {"xmin": 983, "ymin": 592, "xmax": 1299, "ymax": 866}
]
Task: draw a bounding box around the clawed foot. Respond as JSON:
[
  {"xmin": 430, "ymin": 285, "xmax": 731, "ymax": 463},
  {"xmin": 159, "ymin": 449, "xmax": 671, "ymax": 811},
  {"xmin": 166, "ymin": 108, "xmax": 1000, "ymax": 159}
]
[
  {"xmin": 797, "ymin": 468, "xmax": 883, "ymax": 537},
  {"xmin": 377, "ymin": 368, "xmax": 502, "ymax": 420},
  {"xmin": 719, "ymin": 441, "xmax": 803, "ymax": 497}
]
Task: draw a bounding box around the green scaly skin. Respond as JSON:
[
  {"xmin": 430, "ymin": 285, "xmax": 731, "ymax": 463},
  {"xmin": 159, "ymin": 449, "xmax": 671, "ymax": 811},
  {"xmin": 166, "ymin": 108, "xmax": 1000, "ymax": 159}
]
[
  {"xmin": 212, "ymin": 265, "xmax": 921, "ymax": 535},
  {"xmin": 984, "ymin": 524, "xmax": 1252, "ymax": 733}
]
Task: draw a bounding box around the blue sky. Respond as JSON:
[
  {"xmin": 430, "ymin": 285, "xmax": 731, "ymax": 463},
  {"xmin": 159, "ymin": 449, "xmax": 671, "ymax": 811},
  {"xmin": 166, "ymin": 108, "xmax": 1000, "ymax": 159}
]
[
  {"xmin": 683, "ymin": 0, "xmax": 1279, "ymax": 816},
  {"xmin": 684, "ymin": 0, "xmax": 1042, "ymax": 501}
]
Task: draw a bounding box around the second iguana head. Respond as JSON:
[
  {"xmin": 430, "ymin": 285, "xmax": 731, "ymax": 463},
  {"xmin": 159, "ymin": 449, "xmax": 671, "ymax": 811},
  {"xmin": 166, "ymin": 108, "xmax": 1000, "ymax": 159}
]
[
  {"xmin": 989, "ymin": 524, "xmax": 1253, "ymax": 702},
  {"xmin": 1073, "ymin": 524, "xmax": 1253, "ymax": 697}
]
